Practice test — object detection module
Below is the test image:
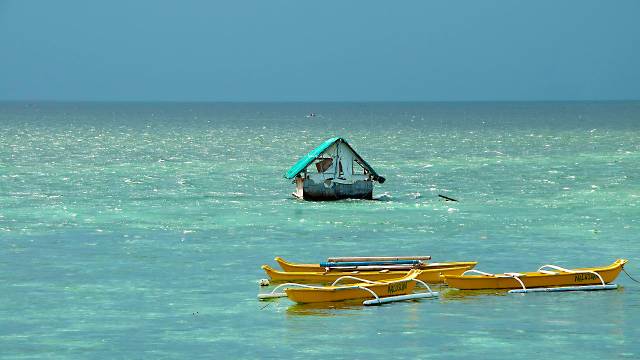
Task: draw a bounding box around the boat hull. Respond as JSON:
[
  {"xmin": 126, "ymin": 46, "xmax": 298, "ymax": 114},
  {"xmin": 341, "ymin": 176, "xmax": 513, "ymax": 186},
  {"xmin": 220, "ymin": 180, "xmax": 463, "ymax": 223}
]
[
  {"xmin": 285, "ymin": 277, "xmax": 418, "ymax": 303},
  {"xmin": 302, "ymin": 178, "xmax": 373, "ymax": 201},
  {"xmin": 263, "ymin": 264, "xmax": 474, "ymax": 284},
  {"xmin": 444, "ymin": 259, "xmax": 627, "ymax": 290},
  {"xmin": 274, "ymin": 256, "xmax": 476, "ymax": 273},
  {"xmin": 276, "ymin": 257, "xmax": 320, "ymax": 272}
]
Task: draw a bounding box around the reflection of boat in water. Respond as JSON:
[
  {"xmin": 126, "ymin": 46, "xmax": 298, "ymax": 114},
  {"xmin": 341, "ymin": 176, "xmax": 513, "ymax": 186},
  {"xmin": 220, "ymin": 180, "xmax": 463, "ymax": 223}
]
[
  {"xmin": 440, "ymin": 288, "xmax": 511, "ymax": 301},
  {"xmin": 444, "ymin": 259, "xmax": 627, "ymax": 292},
  {"xmin": 285, "ymin": 301, "xmax": 364, "ymax": 315},
  {"xmin": 259, "ymin": 269, "xmax": 439, "ymax": 305}
]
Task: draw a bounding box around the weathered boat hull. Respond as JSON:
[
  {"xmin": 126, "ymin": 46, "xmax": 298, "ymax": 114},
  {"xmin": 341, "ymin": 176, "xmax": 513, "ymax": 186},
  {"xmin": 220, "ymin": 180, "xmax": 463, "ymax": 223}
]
[
  {"xmin": 284, "ymin": 137, "xmax": 384, "ymax": 201},
  {"xmin": 301, "ymin": 178, "xmax": 373, "ymax": 201},
  {"xmin": 263, "ymin": 264, "xmax": 474, "ymax": 284},
  {"xmin": 444, "ymin": 259, "xmax": 627, "ymax": 290},
  {"xmin": 274, "ymin": 256, "xmax": 476, "ymax": 273}
]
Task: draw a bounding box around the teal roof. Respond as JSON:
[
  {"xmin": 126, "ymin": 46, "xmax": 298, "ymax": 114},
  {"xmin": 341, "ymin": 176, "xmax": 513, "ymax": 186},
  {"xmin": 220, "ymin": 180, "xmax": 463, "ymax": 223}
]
[{"xmin": 284, "ymin": 137, "xmax": 383, "ymax": 181}]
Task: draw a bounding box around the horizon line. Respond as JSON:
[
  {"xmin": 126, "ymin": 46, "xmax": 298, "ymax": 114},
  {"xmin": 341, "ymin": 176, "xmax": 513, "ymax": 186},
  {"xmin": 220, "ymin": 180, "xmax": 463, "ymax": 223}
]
[{"xmin": 1, "ymin": 99, "xmax": 639, "ymax": 104}]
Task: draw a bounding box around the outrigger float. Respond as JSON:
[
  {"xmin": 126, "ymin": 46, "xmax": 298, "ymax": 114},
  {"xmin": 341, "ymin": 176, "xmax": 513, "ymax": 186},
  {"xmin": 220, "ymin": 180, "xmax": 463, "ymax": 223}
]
[
  {"xmin": 444, "ymin": 259, "xmax": 627, "ymax": 293},
  {"xmin": 258, "ymin": 269, "xmax": 439, "ymax": 305}
]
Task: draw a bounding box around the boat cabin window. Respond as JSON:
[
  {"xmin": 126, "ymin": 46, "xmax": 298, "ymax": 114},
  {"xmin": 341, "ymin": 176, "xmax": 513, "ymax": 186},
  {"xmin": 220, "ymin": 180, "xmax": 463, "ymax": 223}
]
[
  {"xmin": 354, "ymin": 159, "xmax": 368, "ymax": 175},
  {"xmin": 315, "ymin": 158, "xmax": 333, "ymax": 173}
]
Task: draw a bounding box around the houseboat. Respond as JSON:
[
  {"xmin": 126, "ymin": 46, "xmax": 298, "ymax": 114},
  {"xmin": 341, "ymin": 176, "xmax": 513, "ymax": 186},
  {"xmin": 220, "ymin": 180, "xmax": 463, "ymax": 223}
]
[{"xmin": 284, "ymin": 137, "xmax": 385, "ymax": 200}]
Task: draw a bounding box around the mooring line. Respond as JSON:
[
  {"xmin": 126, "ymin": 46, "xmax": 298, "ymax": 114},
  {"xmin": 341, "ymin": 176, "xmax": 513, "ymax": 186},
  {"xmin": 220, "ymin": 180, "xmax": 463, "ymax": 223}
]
[{"xmin": 623, "ymin": 268, "xmax": 640, "ymax": 284}]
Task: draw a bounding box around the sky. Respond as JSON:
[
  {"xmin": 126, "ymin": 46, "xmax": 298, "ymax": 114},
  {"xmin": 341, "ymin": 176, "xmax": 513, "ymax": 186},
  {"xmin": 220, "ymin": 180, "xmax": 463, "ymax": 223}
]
[{"xmin": 1, "ymin": 0, "xmax": 639, "ymax": 102}]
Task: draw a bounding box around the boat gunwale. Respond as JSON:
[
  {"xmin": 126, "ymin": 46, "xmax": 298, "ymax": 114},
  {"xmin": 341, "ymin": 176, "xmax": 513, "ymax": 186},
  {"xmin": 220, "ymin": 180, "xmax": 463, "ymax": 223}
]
[{"xmin": 274, "ymin": 256, "xmax": 318, "ymax": 270}]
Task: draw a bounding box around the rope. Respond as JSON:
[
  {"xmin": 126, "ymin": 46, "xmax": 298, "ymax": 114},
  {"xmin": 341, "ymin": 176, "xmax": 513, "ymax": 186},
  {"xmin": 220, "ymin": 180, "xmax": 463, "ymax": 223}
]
[{"xmin": 623, "ymin": 268, "xmax": 640, "ymax": 284}]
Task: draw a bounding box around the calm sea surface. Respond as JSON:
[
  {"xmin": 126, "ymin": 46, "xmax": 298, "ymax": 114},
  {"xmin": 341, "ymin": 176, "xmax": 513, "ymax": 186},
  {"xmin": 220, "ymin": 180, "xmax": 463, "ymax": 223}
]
[{"xmin": 1, "ymin": 101, "xmax": 639, "ymax": 359}]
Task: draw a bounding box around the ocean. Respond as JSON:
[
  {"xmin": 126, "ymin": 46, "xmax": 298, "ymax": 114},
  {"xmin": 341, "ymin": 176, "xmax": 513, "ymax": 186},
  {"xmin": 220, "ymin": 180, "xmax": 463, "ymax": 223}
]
[{"xmin": 1, "ymin": 101, "xmax": 638, "ymax": 359}]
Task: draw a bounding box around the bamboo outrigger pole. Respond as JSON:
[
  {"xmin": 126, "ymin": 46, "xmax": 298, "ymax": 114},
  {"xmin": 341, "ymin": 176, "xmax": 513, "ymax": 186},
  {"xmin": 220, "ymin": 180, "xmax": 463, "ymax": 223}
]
[{"xmin": 326, "ymin": 256, "xmax": 431, "ymax": 262}]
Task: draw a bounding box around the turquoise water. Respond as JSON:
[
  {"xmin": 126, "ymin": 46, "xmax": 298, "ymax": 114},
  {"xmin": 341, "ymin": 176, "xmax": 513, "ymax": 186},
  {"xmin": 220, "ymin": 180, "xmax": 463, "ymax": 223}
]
[{"xmin": 1, "ymin": 101, "xmax": 639, "ymax": 359}]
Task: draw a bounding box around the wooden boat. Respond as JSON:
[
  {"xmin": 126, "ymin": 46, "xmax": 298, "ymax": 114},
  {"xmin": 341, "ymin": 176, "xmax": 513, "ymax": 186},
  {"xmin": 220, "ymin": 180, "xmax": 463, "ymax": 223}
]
[
  {"xmin": 444, "ymin": 259, "xmax": 628, "ymax": 290},
  {"xmin": 274, "ymin": 256, "xmax": 473, "ymax": 272},
  {"xmin": 262, "ymin": 264, "xmax": 475, "ymax": 284},
  {"xmin": 266, "ymin": 269, "xmax": 439, "ymax": 304}
]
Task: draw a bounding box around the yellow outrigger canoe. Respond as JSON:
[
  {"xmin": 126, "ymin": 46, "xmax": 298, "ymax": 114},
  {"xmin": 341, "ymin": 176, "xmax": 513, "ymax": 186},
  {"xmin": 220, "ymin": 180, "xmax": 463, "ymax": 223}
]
[
  {"xmin": 259, "ymin": 269, "xmax": 439, "ymax": 305},
  {"xmin": 444, "ymin": 259, "xmax": 627, "ymax": 290},
  {"xmin": 274, "ymin": 256, "xmax": 475, "ymax": 273},
  {"xmin": 262, "ymin": 264, "xmax": 475, "ymax": 284}
]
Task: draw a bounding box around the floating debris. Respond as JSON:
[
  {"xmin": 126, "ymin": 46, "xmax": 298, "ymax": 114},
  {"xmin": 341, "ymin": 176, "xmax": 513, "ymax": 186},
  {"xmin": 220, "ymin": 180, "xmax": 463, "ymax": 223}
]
[{"xmin": 438, "ymin": 194, "xmax": 458, "ymax": 202}]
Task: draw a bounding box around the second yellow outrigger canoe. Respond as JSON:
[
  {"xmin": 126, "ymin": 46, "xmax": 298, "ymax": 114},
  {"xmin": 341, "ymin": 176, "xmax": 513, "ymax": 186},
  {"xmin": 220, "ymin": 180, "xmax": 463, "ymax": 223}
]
[
  {"xmin": 262, "ymin": 264, "xmax": 475, "ymax": 284},
  {"xmin": 274, "ymin": 256, "xmax": 476, "ymax": 273},
  {"xmin": 444, "ymin": 259, "xmax": 627, "ymax": 290}
]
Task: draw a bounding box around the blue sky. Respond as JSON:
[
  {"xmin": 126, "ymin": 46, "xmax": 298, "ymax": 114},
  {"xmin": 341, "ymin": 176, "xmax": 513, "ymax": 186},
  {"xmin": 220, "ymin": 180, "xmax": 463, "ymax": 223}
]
[{"xmin": 1, "ymin": 1, "xmax": 639, "ymax": 101}]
